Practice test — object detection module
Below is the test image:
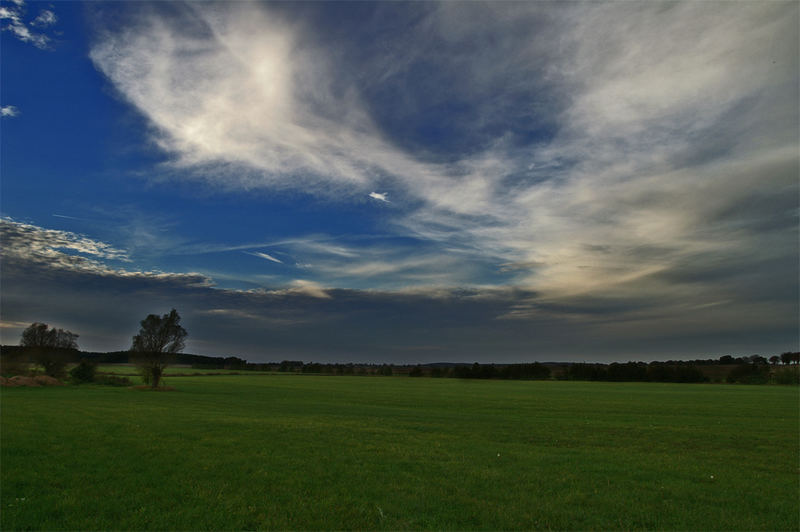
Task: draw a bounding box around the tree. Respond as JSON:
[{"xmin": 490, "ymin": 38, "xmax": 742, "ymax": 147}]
[
  {"xmin": 130, "ymin": 309, "xmax": 187, "ymax": 388},
  {"xmin": 780, "ymin": 352, "xmax": 800, "ymax": 365},
  {"xmin": 20, "ymin": 322, "xmax": 79, "ymax": 377}
]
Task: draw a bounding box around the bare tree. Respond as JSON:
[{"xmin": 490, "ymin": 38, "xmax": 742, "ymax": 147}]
[
  {"xmin": 130, "ymin": 309, "xmax": 187, "ymax": 388},
  {"xmin": 19, "ymin": 322, "xmax": 79, "ymax": 377}
]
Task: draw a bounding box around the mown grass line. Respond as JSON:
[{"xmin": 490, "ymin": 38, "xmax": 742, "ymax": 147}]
[
  {"xmin": 92, "ymin": 364, "xmax": 275, "ymax": 377},
  {"xmin": 2, "ymin": 377, "xmax": 797, "ymax": 530}
]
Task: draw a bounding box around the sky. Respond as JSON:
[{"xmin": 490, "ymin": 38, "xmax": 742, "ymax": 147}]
[{"xmin": 1, "ymin": 1, "xmax": 797, "ymax": 363}]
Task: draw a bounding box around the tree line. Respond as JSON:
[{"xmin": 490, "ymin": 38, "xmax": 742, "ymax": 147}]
[{"xmin": 2, "ymin": 311, "xmax": 798, "ymax": 386}]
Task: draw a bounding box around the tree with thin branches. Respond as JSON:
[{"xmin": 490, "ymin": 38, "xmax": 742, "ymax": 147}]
[{"xmin": 130, "ymin": 309, "xmax": 187, "ymax": 388}]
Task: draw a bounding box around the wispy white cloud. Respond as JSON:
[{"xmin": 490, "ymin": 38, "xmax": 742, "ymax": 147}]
[
  {"xmin": 90, "ymin": 4, "xmax": 369, "ymax": 191},
  {"xmin": 244, "ymin": 250, "xmax": 283, "ymax": 264},
  {"xmin": 88, "ymin": 2, "xmax": 798, "ymax": 309},
  {"xmin": 0, "ymin": 0, "xmax": 55, "ymax": 49},
  {"xmin": 0, "ymin": 217, "xmax": 212, "ymax": 287},
  {"xmin": 256, "ymin": 279, "xmax": 331, "ymax": 300},
  {"xmin": 1, "ymin": 105, "xmax": 19, "ymax": 117},
  {"xmin": 395, "ymin": 1, "xmax": 799, "ymax": 301},
  {"xmin": 238, "ymin": 234, "xmax": 503, "ymax": 290},
  {"xmin": 194, "ymin": 307, "xmax": 308, "ymax": 326},
  {"xmin": 0, "ymin": 319, "xmax": 32, "ymax": 329},
  {"xmin": 30, "ymin": 9, "xmax": 55, "ymax": 28},
  {"xmin": 52, "ymin": 213, "xmax": 89, "ymax": 221},
  {"xmin": 2, "ymin": 217, "xmax": 129, "ymax": 262},
  {"xmin": 369, "ymin": 192, "xmax": 389, "ymax": 202}
]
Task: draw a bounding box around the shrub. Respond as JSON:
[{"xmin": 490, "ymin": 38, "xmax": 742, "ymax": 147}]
[
  {"xmin": 69, "ymin": 359, "xmax": 97, "ymax": 383},
  {"xmin": 138, "ymin": 366, "xmax": 153, "ymax": 385}
]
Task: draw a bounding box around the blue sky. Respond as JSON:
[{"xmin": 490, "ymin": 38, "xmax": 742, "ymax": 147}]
[{"xmin": 1, "ymin": 1, "xmax": 798, "ymax": 362}]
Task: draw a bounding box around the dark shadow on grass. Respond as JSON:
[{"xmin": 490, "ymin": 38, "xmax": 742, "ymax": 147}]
[{"xmin": 131, "ymin": 385, "xmax": 177, "ymax": 392}]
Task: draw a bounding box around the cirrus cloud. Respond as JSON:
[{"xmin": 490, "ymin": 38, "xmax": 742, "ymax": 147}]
[
  {"xmin": 88, "ymin": 1, "xmax": 797, "ymax": 296},
  {"xmin": 79, "ymin": 1, "xmax": 798, "ymax": 358}
]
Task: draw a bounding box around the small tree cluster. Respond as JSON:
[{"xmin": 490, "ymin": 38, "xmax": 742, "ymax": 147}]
[
  {"xmin": 21, "ymin": 323, "xmax": 79, "ymax": 350},
  {"xmin": 564, "ymin": 362, "xmax": 707, "ymax": 383},
  {"xmin": 726, "ymin": 363, "xmax": 770, "ymax": 384},
  {"xmin": 279, "ymin": 360, "xmax": 304, "ymax": 372},
  {"xmin": 772, "ymin": 366, "xmax": 800, "ymax": 385},
  {"xmin": 19, "ymin": 322, "xmax": 80, "ymax": 378},
  {"xmin": 453, "ymin": 362, "xmax": 551, "ymax": 380},
  {"xmin": 408, "ymin": 365, "xmax": 424, "ymax": 377}
]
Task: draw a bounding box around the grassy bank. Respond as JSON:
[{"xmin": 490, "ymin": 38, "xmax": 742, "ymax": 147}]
[{"xmin": 2, "ymin": 376, "xmax": 798, "ymax": 530}]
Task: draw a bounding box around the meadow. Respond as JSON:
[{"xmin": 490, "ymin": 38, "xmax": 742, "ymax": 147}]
[{"xmin": 1, "ymin": 375, "xmax": 798, "ymax": 530}]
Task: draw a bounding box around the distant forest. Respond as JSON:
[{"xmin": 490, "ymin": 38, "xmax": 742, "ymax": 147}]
[{"xmin": 2, "ymin": 345, "xmax": 797, "ymax": 384}]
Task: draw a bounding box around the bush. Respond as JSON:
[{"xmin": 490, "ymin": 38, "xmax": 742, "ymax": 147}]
[{"xmin": 69, "ymin": 359, "xmax": 97, "ymax": 383}]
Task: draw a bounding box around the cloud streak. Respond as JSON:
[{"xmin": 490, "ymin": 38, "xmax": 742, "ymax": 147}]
[
  {"xmin": 369, "ymin": 192, "xmax": 389, "ymax": 203},
  {"xmin": 1, "ymin": 105, "xmax": 19, "ymax": 117},
  {"xmin": 244, "ymin": 250, "xmax": 283, "ymax": 264}
]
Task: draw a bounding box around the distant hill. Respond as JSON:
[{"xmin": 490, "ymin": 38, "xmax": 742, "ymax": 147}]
[{"xmin": 0, "ymin": 345, "xmax": 246, "ymax": 368}]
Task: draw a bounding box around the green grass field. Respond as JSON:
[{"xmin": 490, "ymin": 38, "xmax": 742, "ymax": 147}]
[{"xmin": 2, "ymin": 376, "xmax": 798, "ymax": 530}]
